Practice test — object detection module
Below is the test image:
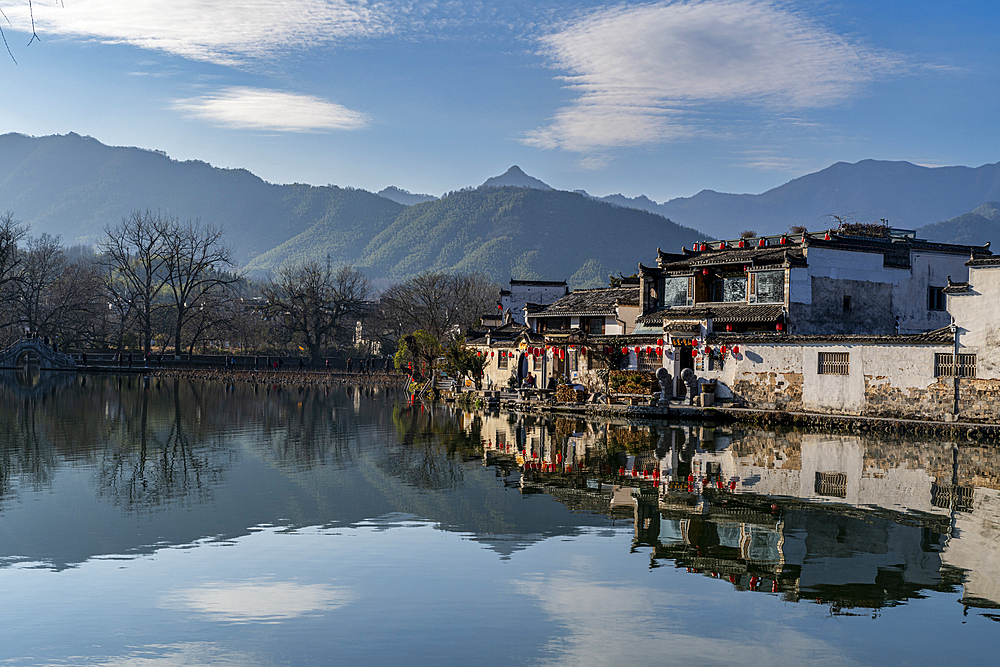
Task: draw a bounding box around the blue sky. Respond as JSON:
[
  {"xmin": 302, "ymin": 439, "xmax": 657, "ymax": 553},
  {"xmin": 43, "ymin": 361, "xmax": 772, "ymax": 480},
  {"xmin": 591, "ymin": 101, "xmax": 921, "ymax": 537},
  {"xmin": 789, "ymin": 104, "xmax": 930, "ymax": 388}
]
[{"xmin": 1, "ymin": 0, "xmax": 999, "ymax": 202}]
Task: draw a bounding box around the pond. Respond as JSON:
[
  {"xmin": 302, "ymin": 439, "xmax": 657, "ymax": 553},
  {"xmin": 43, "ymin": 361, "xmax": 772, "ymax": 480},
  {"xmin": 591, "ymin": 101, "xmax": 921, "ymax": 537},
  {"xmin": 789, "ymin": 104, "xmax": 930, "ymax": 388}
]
[{"xmin": 0, "ymin": 373, "xmax": 995, "ymax": 665}]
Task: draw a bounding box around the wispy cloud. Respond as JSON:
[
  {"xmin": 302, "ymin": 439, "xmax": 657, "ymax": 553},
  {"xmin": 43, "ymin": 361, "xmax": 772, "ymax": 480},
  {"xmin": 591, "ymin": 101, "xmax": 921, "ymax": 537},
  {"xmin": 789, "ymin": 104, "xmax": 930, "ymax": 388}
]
[
  {"xmin": 524, "ymin": 0, "xmax": 904, "ymax": 152},
  {"xmin": 161, "ymin": 580, "xmax": 358, "ymax": 623},
  {"xmin": 172, "ymin": 87, "xmax": 370, "ymax": 132},
  {"xmin": 5, "ymin": 0, "xmax": 385, "ymax": 65}
]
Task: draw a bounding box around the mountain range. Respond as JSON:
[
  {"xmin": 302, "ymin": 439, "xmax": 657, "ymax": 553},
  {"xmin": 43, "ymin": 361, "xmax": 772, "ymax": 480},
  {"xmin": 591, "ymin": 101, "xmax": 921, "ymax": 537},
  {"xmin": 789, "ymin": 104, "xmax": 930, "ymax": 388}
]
[
  {"xmin": 3, "ymin": 132, "xmax": 1000, "ymax": 288},
  {"xmin": 0, "ymin": 133, "xmax": 702, "ymax": 287}
]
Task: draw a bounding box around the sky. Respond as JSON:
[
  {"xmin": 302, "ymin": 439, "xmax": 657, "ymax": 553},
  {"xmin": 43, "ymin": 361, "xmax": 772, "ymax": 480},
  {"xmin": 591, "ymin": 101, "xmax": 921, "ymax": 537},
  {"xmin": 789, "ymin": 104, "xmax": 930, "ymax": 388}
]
[{"xmin": 1, "ymin": 0, "xmax": 999, "ymax": 202}]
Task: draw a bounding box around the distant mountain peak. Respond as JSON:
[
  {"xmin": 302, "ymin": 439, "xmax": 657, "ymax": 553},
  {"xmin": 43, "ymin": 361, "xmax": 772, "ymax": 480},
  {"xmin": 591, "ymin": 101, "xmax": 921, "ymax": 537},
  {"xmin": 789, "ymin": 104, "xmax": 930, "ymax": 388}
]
[
  {"xmin": 481, "ymin": 166, "xmax": 552, "ymax": 191},
  {"xmin": 377, "ymin": 186, "xmax": 437, "ymax": 206}
]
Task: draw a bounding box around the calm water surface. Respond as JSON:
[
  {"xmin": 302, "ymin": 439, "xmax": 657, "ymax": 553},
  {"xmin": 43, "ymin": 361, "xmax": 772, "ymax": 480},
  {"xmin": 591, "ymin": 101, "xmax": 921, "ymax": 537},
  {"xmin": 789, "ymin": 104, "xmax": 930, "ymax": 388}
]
[{"xmin": 0, "ymin": 372, "xmax": 996, "ymax": 665}]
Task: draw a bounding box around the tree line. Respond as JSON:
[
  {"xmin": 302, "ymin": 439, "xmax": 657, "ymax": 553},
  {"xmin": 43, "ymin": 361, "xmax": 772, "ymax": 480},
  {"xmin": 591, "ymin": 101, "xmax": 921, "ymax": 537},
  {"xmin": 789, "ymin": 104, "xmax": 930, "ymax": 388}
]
[{"xmin": 0, "ymin": 210, "xmax": 500, "ymax": 362}]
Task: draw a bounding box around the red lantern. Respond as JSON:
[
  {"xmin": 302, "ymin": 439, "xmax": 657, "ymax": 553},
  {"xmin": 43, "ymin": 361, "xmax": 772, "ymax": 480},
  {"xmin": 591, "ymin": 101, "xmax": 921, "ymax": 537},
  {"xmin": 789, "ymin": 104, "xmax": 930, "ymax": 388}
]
[
  {"xmin": 719, "ymin": 241, "xmax": 726, "ymax": 250},
  {"xmin": 776, "ymin": 323, "xmax": 784, "ymax": 331},
  {"xmin": 656, "ymin": 338, "xmax": 663, "ymax": 346},
  {"xmin": 738, "ymin": 239, "xmax": 745, "ymax": 248},
  {"xmin": 490, "ymin": 351, "xmax": 494, "ymax": 357},
  {"xmin": 646, "ymin": 346, "xmax": 652, "ymax": 353},
  {"xmin": 656, "ymin": 347, "xmax": 663, "ymax": 356},
  {"xmin": 691, "ymin": 349, "xmax": 699, "ymax": 357},
  {"xmin": 634, "ymin": 346, "xmax": 641, "ymax": 354},
  {"xmin": 581, "ymin": 347, "xmax": 588, "ymax": 355},
  {"xmin": 721, "ymin": 345, "xmax": 728, "ymax": 355},
  {"xmin": 758, "ymin": 238, "xmax": 767, "ymax": 247},
  {"xmin": 726, "ymin": 324, "xmax": 733, "ymax": 332},
  {"xmin": 780, "ymin": 236, "xmax": 787, "ymax": 245},
  {"xmin": 732, "ymin": 345, "xmax": 740, "ymax": 355},
  {"xmin": 621, "ymin": 347, "xmax": 628, "ymax": 355}
]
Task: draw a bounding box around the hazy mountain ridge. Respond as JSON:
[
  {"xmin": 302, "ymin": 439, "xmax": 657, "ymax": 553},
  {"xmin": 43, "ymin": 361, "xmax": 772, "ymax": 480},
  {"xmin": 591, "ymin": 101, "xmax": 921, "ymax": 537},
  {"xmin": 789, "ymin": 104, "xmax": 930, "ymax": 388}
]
[
  {"xmin": 0, "ymin": 132, "xmax": 389, "ymax": 264},
  {"xmin": 376, "ymin": 186, "xmax": 437, "ymax": 206},
  {"xmin": 917, "ymin": 201, "xmax": 1000, "ymax": 246}
]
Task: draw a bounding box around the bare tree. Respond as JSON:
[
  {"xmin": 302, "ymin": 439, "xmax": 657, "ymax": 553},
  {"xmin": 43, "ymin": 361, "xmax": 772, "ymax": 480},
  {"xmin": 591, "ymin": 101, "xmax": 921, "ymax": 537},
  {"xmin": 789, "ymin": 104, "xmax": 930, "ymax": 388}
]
[
  {"xmin": 161, "ymin": 219, "xmax": 238, "ymax": 356},
  {"xmin": 15, "ymin": 233, "xmax": 66, "ymax": 335},
  {"xmin": 100, "ymin": 210, "xmax": 173, "ymax": 355},
  {"xmin": 0, "ymin": 210, "xmax": 27, "ymax": 327},
  {"xmin": 262, "ymin": 262, "xmax": 372, "ymax": 362},
  {"xmin": 377, "ymin": 271, "xmax": 500, "ymax": 343}
]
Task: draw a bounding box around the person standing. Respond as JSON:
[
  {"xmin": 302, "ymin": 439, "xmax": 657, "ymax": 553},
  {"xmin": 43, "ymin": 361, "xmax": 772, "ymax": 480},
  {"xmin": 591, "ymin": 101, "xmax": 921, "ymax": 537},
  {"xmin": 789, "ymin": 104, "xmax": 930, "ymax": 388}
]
[{"xmin": 347, "ymin": 357, "xmax": 353, "ymax": 373}]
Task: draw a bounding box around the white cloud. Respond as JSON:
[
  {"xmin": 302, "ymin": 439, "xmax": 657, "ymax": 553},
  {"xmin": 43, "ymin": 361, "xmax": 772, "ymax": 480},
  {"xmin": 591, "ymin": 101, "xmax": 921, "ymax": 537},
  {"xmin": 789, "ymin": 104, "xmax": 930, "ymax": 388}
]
[
  {"xmin": 172, "ymin": 87, "xmax": 370, "ymax": 132},
  {"xmin": 4, "ymin": 0, "xmax": 385, "ymax": 65},
  {"xmin": 87, "ymin": 642, "xmax": 263, "ymax": 667},
  {"xmin": 161, "ymin": 580, "xmax": 358, "ymax": 623},
  {"xmin": 525, "ymin": 0, "xmax": 903, "ymax": 152},
  {"xmin": 513, "ymin": 571, "xmax": 863, "ymax": 666}
]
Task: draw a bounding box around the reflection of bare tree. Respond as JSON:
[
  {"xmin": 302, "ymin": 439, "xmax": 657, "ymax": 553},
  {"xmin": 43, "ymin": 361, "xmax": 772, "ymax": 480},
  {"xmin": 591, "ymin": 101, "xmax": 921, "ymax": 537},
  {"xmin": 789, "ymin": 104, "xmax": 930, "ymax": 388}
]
[{"xmin": 94, "ymin": 378, "xmax": 235, "ymax": 512}]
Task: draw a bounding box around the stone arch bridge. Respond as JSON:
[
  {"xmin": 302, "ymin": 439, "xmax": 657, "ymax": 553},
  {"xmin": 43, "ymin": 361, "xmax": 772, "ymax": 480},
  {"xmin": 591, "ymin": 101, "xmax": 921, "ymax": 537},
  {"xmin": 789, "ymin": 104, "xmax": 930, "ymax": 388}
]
[{"xmin": 0, "ymin": 339, "xmax": 77, "ymax": 371}]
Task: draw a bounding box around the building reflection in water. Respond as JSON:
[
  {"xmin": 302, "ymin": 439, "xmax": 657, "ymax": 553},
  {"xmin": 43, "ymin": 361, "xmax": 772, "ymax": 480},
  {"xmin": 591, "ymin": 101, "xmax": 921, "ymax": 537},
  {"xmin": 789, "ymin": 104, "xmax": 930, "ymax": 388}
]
[{"xmin": 469, "ymin": 409, "xmax": 1000, "ymax": 615}]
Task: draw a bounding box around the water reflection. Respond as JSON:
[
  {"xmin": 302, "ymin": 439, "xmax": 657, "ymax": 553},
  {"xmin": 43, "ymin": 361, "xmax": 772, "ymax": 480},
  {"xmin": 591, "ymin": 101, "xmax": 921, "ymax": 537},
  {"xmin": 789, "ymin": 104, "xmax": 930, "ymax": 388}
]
[
  {"xmin": 0, "ymin": 374, "xmax": 998, "ymax": 622},
  {"xmin": 473, "ymin": 412, "xmax": 1000, "ymax": 614}
]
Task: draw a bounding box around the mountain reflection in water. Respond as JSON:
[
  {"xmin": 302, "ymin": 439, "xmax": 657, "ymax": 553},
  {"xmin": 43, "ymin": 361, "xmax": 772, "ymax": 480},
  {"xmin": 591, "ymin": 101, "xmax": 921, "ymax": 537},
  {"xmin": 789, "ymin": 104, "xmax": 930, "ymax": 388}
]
[{"xmin": 0, "ymin": 374, "xmax": 997, "ymax": 661}]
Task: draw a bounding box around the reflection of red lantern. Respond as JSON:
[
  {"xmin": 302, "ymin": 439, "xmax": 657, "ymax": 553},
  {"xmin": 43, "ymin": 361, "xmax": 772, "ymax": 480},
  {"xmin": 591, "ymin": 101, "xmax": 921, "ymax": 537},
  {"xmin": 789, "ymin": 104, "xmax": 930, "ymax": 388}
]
[
  {"xmin": 732, "ymin": 346, "xmax": 740, "ymax": 355},
  {"xmin": 824, "ymin": 232, "xmax": 831, "ymax": 240}
]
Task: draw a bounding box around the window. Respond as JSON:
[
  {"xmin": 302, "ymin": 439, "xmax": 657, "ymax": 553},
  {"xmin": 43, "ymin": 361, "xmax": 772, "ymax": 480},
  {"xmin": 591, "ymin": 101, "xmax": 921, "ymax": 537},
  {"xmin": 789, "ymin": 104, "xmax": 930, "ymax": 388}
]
[
  {"xmin": 815, "ymin": 471, "xmax": 848, "ymax": 498},
  {"xmin": 927, "ymin": 286, "xmax": 946, "ymax": 311},
  {"xmin": 587, "ymin": 317, "xmax": 604, "ymax": 335},
  {"xmin": 843, "ymin": 295, "xmax": 851, "ymax": 311},
  {"xmin": 752, "ymin": 271, "xmax": 784, "ymax": 303},
  {"xmin": 935, "ymin": 353, "xmax": 976, "ymax": 378},
  {"xmin": 532, "ymin": 354, "xmax": 542, "ymax": 371},
  {"xmin": 818, "ymin": 352, "xmax": 849, "ymax": 375},
  {"xmin": 661, "ymin": 276, "xmax": 689, "ymax": 307},
  {"xmin": 498, "ymin": 351, "xmax": 508, "ymax": 369},
  {"xmin": 637, "ymin": 349, "xmax": 660, "ymax": 371},
  {"xmin": 568, "ymin": 349, "xmax": 579, "ymax": 373},
  {"xmin": 711, "ymin": 275, "xmax": 747, "ymax": 302}
]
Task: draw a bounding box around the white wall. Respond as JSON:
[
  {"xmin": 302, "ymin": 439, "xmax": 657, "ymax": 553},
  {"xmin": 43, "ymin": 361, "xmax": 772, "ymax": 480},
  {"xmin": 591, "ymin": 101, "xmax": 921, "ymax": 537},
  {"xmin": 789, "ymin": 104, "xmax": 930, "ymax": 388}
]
[{"xmin": 950, "ymin": 265, "xmax": 1000, "ymax": 380}]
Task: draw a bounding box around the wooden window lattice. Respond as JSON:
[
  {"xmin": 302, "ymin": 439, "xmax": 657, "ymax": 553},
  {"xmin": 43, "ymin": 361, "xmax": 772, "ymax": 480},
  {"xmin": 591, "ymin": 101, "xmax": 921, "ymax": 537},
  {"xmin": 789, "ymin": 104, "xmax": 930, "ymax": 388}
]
[
  {"xmin": 817, "ymin": 352, "xmax": 849, "ymax": 375},
  {"xmin": 934, "ymin": 353, "xmax": 976, "ymax": 378}
]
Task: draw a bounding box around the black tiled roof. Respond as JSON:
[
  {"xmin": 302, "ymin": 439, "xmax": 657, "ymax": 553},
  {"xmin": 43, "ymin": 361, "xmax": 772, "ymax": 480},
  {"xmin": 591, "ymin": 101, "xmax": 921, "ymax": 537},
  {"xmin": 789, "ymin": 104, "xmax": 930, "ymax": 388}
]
[
  {"xmin": 966, "ymin": 256, "xmax": 1000, "ymax": 266},
  {"xmin": 534, "ymin": 286, "xmax": 639, "ymax": 317},
  {"xmin": 653, "ymin": 231, "xmax": 991, "ymax": 274},
  {"xmin": 638, "ymin": 303, "xmax": 783, "ymax": 324},
  {"xmin": 707, "ymin": 326, "xmax": 954, "ymax": 345}
]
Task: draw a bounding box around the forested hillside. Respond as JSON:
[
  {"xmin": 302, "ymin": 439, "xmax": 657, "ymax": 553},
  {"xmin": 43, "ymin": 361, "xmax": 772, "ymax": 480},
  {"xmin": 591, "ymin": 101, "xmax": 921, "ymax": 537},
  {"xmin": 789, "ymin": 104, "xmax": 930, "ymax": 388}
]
[{"xmin": 244, "ymin": 187, "xmax": 705, "ymax": 287}]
